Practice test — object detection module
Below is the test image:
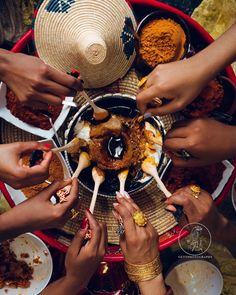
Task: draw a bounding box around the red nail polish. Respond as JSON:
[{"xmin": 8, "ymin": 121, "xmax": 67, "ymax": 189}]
[
  {"xmin": 43, "ymin": 143, "xmax": 52, "ymax": 150},
  {"xmin": 86, "ymin": 208, "xmax": 91, "ymax": 213},
  {"xmin": 71, "ymin": 69, "xmax": 80, "ymax": 78},
  {"xmin": 81, "ymin": 217, "xmax": 88, "ymax": 229}
]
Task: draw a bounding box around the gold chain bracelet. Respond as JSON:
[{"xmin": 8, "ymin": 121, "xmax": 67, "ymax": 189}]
[{"xmin": 124, "ymin": 256, "xmax": 162, "ymax": 283}]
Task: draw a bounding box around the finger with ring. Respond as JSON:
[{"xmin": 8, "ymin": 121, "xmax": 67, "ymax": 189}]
[
  {"xmin": 180, "ymin": 149, "xmax": 192, "ymax": 160},
  {"xmin": 70, "ymin": 208, "xmax": 79, "ymax": 219},
  {"xmin": 116, "ymin": 218, "xmax": 125, "ymax": 236},
  {"xmin": 133, "ymin": 210, "xmax": 148, "ymax": 227},
  {"xmin": 190, "ymin": 185, "xmax": 201, "ymax": 199},
  {"xmin": 138, "ymin": 76, "xmax": 148, "ymax": 89}
]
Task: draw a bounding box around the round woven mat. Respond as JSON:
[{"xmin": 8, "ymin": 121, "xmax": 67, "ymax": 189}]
[
  {"xmin": 34, "ymin": 0, "xmax": 137, "ymax": 88},
  {"xmin": 0, "ymin": 68, "xmax": 178, "ymax": 245}
]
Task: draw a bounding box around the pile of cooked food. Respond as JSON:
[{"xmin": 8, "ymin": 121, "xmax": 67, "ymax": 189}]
[
  {"xmin": 163, "ymin": 162, "xmax": 225, "ymax": 194},
  {"xmin": 70, "ymin": 114, "xmax": 162, "ymax": 178},
  {"xmin": 0, "ymin": 241, "xmax": 33, "ymax": 289},
  {"xmin": 21, "ymin": 152, "xmax": 64, "ymax": 198},
  {"xmin": 182, "ymin": 79, "xmax": 224, "ymax": 117},
  {"xmin": 6, "ymin": 88, "xmax": 62, "ymax": 130}
]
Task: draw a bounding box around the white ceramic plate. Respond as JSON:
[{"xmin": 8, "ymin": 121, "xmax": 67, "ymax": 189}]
[
  {"xmin": 1, "ymin": 233, "xmax": 53, "ymax": 295},
  {"xmin": 165, "ymin": 260, "xmax": 223, "ymax": 295},
  {"xmin": 160, "ymin": 160, "xmax": 234, "ymax": 201},
  {"xmin": 5, "ymin": 139, "xmax": 71, "ymax": 205},
  {"xmin": 0, "ymin": 82, "xmax": 73, "ymax": 139}
]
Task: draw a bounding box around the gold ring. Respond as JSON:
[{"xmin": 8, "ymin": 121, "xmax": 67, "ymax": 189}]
[
  {"xmin": 190, "ymin": 185, "xmax": 201, "ymax": 199},
  {"xmin": 133, "ymin": 210, "xmax": 148, "ymax": 227},
  {"xmin": 84, "ymin": 229, "xmax": 92, "ymax": 240},
  {"xmin": 70, "ymin": 208, "xmax": 79, "ymax": 220},
  {"xmin": 147, "ymin": 97, "xmax": 162, "ymax": 109},
  {"xmin": 152, "ymin": 97, "xmax": 162, "ymax": 106},
  {"xmin": 138, "ymin": 76, "xmax": 148, "ymax": 89}
]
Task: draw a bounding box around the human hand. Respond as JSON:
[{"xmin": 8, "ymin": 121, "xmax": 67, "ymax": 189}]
[
  {"xmin": 0, "ymin": 141, "xmax": 53, "ymax": 189},
  {"xmin": 163, "ymin": 118, "xmax": 236, "ymax": 167},
  {"xmin": 20, "ymin": 179, "xmax": 79, "ymax": 228},
  {"xmin": 136, "ymin": 58, "xmax": 208, "ymax": 115},
  {"xmin": 113, "ymin": 192, "xmax": 158, "ymax": 264},
  {"xmin": 1, "ymin": 51, "xmax": 83, "ymax": 108},
  {"xmin": 113, "ymin": 193, "xmax": 167, "ymax": 295},
  {"xmin": 0, "ymin": 179, "xmax": 79, "ymax": 242},
  {"xmin": 165, "ymin": 185, "xmax": 226, "ymax": 240},
  {"xmin": 65, "ymin": 210, "xmax": 107, "ymax": 288},
  {"xmin": 41, "ymin": 210, "xmax": 107, "ymax": 295}
]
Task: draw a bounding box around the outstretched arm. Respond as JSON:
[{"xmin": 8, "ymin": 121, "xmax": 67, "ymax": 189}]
[
  {"xmin": 0, "ymin": 179, "xmax": 78, "ymax": 242},
  {"xmin": 165, "ymin": 186, "xmax": 236, "ymax": 257},
  {"xmin": 137, "ymin": 23, "xmax": 236, "ymax": 115},
  {"xmin": 0, "ymin": 49, "xmax": 83, "ymax": 109},
  {"xmin": 42, "ymin": 210, "xmax": 107, "ymax": 295}
]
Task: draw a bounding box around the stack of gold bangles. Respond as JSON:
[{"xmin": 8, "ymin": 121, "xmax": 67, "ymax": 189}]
[
  {"xmin": 124, "ymin": 209, "xmax": 162, "ymax": 282},
  {"xmin": 125, "ymin": 255, "xmax": 162, "ymax": 282}
]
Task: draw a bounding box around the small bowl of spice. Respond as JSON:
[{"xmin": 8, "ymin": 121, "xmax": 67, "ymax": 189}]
[{"xmin": 136, "ymin": 11, "xmax": 190, "ymax": 74}]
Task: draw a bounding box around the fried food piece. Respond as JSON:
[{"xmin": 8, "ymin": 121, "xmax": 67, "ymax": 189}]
[{"xmin": 90, "ymin": 116, "xmax": 122, "ymax": 138}]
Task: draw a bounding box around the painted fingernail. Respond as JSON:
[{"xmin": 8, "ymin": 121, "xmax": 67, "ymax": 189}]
[
  {"xmin": 124, "ymin": 191, "xmax": 130, "ymax": 199},
  {"xmin": 81, "ymin": 217, "xmax": 88, "ymax": 229},
  {"xmin": 143, "ymin": 112, "xmax": 152, "ymax": 119},
  {"xmin": 165, "ymin": 205, "xmax": 177, "ymax": 212},
  {"xmin": 71, "ymin": 69, "xmax": 80, "ymax": 78},
  {"xmin": 112, "ymin": 210, "xmax": 119, "ymax": 219},
  {"xmin": 86, "ymin": 208, "xmax": 91, "ymax": 213},
  {"xmin": 43, "ymin": 143, "xmax": 52, "ymax": 149},
  {"xmin": 116, "ymin": 192, "xmax": 123, "ymax": 199}
]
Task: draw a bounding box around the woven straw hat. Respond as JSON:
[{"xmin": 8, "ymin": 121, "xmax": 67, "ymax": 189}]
[{"xmin": 34, "ymin": 0, "xmax": 137, "ymax": 88}]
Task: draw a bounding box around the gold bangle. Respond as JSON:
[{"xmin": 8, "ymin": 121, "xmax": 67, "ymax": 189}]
[{"xmin": 124, "ymin": 256, "xmax": 162, "ymax": 282}]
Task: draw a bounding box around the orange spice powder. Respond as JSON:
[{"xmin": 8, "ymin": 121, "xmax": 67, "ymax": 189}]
[{"xmin": 139, "ymin": 18, "xmax": 186, "ymax": 68}]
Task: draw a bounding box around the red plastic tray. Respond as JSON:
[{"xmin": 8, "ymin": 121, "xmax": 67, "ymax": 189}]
[{"xmin": 8, "ymin": 0, "xmax": 236, "ymax": 262}]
